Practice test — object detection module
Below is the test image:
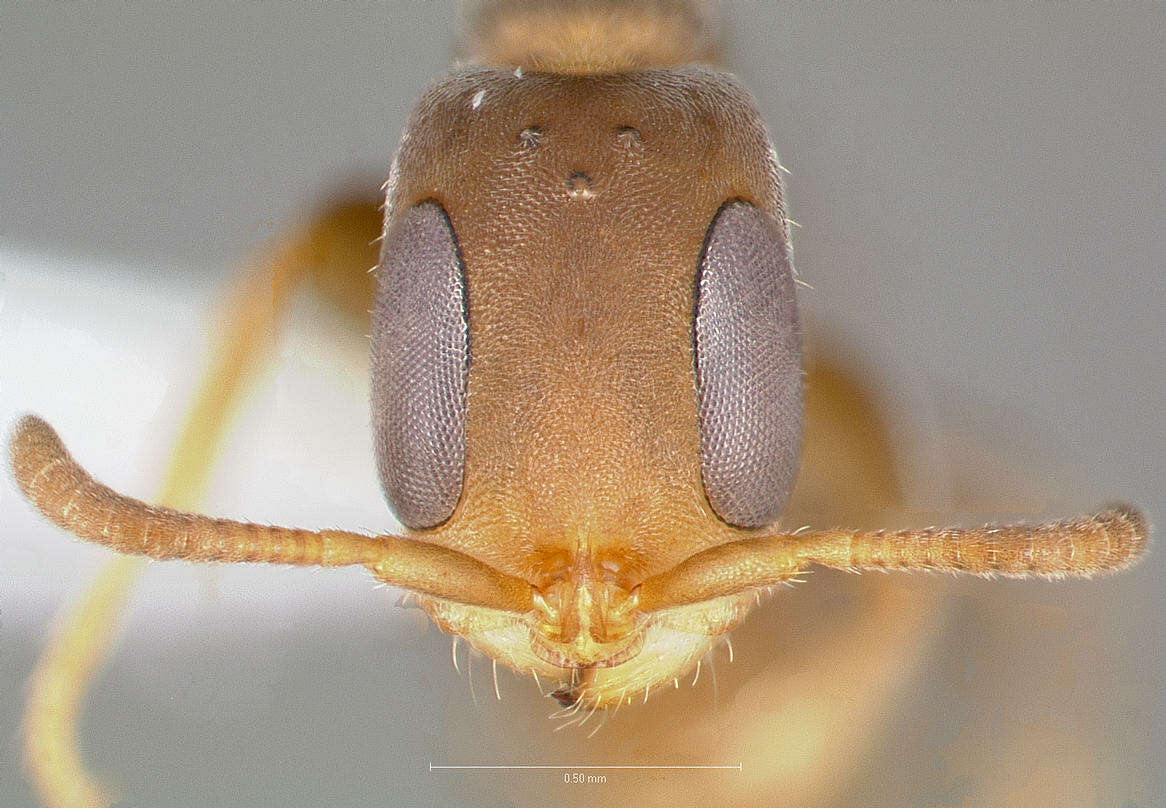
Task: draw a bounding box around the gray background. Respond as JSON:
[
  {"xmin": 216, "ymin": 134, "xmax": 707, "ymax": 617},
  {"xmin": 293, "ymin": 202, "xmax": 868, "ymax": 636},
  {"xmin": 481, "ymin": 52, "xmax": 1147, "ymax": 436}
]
[{"xmin": 2, "ymin": 3, "xmax": 1163, "ymax": 807}]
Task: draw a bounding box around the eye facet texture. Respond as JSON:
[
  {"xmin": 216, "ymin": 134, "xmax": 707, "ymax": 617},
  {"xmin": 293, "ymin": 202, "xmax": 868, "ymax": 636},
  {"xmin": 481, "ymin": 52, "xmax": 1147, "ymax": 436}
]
[
  {"xmin": 372, "ymin": 202, "xmax": 469, "ymax": 529},
  {"xmin": 695, "ymin": 201, "xmax": 803, "ymax": 528}
]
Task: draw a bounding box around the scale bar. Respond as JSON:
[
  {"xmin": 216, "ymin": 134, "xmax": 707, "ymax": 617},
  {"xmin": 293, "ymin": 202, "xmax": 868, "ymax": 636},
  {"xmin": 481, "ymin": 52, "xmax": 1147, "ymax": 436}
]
[{"xmin": 430, "ymin": 763, "xmax": 741, "ymax": 770}]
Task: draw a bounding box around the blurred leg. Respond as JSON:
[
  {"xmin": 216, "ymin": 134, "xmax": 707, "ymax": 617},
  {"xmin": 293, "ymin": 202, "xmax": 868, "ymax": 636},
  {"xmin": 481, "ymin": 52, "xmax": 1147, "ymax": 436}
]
[{"xmin": 22, "ymin": 194, "xmax": 382, "ymax": 808}]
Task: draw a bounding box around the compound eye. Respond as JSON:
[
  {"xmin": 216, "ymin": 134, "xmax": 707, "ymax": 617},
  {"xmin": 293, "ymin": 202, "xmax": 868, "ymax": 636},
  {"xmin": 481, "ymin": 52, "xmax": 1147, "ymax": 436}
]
[
  {"xmin": 372, "ymin": 202, "xmax": 469, "ymax": 529},
  {"xmin": 694, "ymin": 201, "xmax": 803, "ymax": 528}
]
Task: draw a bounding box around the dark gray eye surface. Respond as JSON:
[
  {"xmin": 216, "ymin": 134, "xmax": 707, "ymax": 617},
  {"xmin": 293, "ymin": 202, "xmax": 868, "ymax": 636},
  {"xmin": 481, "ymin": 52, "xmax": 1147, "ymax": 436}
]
[
  {"xmin": 372, "ymin": 202, "xmax": 469, "ymax": 529},
  {"xmin": 695, "ymin": 201, "xmax": 803, "ymax": 528}
]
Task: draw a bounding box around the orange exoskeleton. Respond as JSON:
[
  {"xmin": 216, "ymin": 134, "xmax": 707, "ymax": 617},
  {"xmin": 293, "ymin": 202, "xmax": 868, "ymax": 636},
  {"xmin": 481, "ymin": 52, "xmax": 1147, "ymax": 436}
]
[{"xmin": 10, "ymin": 2, "xmax": 1150, "ymax": 800}]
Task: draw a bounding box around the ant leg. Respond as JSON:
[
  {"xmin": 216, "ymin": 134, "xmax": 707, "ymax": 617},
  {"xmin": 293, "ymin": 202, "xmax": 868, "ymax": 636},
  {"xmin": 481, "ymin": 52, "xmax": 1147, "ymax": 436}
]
[{"xmin": 21, "ymin": 192, "xmax": 382, "ymax": 808}]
